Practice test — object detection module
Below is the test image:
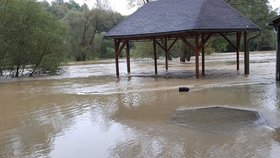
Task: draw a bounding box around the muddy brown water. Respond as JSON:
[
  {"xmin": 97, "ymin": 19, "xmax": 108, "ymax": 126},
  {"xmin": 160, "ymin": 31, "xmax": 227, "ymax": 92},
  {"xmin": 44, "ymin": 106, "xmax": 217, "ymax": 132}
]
[{"xmin": 0, "ymin": 51, "xmax": 280, "ymax": 158}]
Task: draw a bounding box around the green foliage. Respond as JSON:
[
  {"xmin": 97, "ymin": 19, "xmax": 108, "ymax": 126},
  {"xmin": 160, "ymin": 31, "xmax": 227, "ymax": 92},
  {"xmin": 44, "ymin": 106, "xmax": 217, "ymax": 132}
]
[
  {"xmin": 131, "ymin": 42, "xmax": 154, "ymax": 58},
  {"xmin": 65, "ymin": 0, "xmax": 80, "ymax": 10},
  {"xmin": 212, "ymin": 37, "xmax": 228, "ymax": 52},
  {"xmin": 30, "ymin": 15, "xmax": 68, "ymax": 75},
  {"xmin": 0, "ymin": 0, "xmax": 67, "ymax": 77},
  {"xmin": 227, "ymin": 0, "xmax": 277, "ymax": 51},
  {"xmin": 94, "ymin": 33, "xmax": 115, "ymax": 59},
  {"xmin": 205, "ymin": 42, "xmax": 216, "ymax": 54},
  {"xmin": 51, "ymin": 1, "xmax": 124, "ymax": 61}
]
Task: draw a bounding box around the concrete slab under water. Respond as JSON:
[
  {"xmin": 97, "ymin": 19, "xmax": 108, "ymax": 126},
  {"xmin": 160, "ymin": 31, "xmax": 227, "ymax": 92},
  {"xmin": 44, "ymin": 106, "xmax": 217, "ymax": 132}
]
[{"xmin": 172, "ymin": 106, "xmax": 268, "ymax": 133}]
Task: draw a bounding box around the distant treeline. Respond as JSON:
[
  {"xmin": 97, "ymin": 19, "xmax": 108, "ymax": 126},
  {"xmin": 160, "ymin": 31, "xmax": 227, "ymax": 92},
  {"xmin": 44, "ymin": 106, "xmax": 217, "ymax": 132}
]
[{"xmin": 0, "ymin": 0, "xmax": 278, "ymax": 77}]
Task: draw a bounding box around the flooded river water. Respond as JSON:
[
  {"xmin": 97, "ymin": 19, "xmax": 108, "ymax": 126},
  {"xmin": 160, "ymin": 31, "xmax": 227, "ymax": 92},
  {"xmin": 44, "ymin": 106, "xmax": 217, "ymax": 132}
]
[{"xmin": 1, "ymin": 51, "xmax": 280, "ymax": 158}]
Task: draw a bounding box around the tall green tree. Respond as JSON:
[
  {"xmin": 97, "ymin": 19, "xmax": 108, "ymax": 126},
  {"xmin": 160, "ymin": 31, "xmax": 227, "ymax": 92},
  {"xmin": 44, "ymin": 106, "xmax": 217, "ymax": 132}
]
[
  {"xmin": 63, "ymin": 6, "xmax": 108, "ymax": 61},
  {"xmin": 0, "ymin": 0, "xmax": 68, "ymax": 77},
  {"xmin": 227, "ymin": 0, "xmax": 277, "ymax": 50},
  {"xmin": 62, "ymin": 1, "xmax": 123, "ymax": 61}
]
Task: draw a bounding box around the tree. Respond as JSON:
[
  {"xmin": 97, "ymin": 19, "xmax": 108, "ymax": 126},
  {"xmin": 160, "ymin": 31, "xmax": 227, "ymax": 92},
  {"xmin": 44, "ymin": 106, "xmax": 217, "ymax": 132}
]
[
  {"xmin": 28, "ymin": 13, "xmax": 68, "ymax": 76},
  {"xmin": 131, "ymin": 42, "xmax": 154, "ymax": 58},
  {"xmin": 64, "ymin": 5, "xmax": 106, "ymax": 61},
  {"xmin": 65, "ymin": 0, "xmax": 80, "ymax": 10},
  {"xmin": 0, "ymin": 0, "xmax": 68, "ymax": 77},
  {"xmin": 226, "ymin": 0, "xmax": 277, "ymax": 50},
  {"xmin": 41, "ymin": 0, "xmax": 123, "ymax": 61},
  {"xmin": 63, "ymin": 0, "xmax": 123, "ymax": 61}
]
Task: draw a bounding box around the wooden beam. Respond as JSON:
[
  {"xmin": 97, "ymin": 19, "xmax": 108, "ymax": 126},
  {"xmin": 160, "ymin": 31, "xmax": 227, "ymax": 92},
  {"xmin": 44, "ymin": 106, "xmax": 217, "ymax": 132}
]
[
  {"xmin": 154, "ymin": 37, "xmax": 179, "ymax": 71},
  {"xmin": 154, "ymin": 40, "xmax": 165, "ymax": 50},
  {"xmin": 236, "ymin": 32, "xmax": 241, "ymax": 71},
  {"xmin": 117, "ymin": 40, "xmax": 128, "ymax": 56},
  {"xmin": 198, "ymin": 34, "xmax": 212, "ymax": 50},
  {"xmin": 154, "ymin": 37, "xmax": 178, "ymax": 53},
  {"xmin": 166, "ymin": 37, "xmax": 179, "ymax": 52},
  {"xmin": 153, "ymin": 39, "xmax": 158, "ymax": 75},
  {"xmin": 276, "ymin": 26, "xmax": 280, "ymax": 81},
  {"xmin": 110, "ymin": 32, "xmax": 238, "ymax": 43},
  {"xmin": 195, "ymin": 34, "xmax": 200, "ymax": 78},
  {"xmin": 126, "ymin": 41, "xmax": 131, "ymax": 74},
  {"xmin": 220, "ymin": 33, "xmax": 237, "ymax": 50},
  {"xmin": 179, "ymin": 34, "xmax": 195, "ymax": 51},
  {"xmin": 244, "ymin": 32, "xmax": 249, "ymax": 75}
]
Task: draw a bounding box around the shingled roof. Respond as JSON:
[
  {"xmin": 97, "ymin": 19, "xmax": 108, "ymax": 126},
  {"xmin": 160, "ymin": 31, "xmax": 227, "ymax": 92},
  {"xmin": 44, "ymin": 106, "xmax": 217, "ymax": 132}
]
[{"xmin": 105, "ymin": 0, "xmax": 260, "ymax": 38}]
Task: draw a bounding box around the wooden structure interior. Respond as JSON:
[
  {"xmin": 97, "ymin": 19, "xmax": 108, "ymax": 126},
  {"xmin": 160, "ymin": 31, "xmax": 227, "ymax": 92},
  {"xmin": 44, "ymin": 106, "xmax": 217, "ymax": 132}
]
[
  {"xmin": 106, "ymin": 0, "xmax": 261, "ymax": 78},
  {"xmin": 113, "ymin": 32, "xmax": 248, "ymax": 78}
]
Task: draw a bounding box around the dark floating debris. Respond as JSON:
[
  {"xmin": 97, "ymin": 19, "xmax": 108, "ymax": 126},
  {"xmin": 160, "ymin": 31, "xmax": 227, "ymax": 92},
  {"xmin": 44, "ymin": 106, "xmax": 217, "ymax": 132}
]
[
  {"xmin": 179, "ymin": 87, "xmax": 190, "ymax": 92},
  {"xmin": 172, "ymin": 106, "xmax": 267, "ymax": 132}
]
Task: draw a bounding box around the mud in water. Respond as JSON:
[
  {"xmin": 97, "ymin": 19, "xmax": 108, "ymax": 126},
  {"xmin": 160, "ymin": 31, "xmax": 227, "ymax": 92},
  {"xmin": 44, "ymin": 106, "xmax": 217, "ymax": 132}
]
[{"xmin": 0, "ymin": 51, "xmax": 280, "ymax": 158}]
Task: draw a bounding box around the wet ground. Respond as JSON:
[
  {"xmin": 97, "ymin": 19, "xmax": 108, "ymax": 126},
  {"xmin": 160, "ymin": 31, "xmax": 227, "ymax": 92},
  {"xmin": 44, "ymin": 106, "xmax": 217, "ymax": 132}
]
[{"xmin": 0, "ymin": 51, "xmax": 280, "ymax": 158}]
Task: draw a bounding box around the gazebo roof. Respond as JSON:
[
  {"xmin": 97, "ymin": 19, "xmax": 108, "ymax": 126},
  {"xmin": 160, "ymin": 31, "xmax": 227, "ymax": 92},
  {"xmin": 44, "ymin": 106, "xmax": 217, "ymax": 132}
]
[{"xmin": 105, "ymin": 0, "xmax": 260, "ymax": 39}]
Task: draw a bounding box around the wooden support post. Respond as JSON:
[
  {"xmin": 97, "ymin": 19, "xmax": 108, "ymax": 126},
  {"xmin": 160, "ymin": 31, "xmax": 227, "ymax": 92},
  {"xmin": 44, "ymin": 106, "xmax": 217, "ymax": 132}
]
[
  {"xmin": 244, "ymin": 32, "xmax": 249, "ymax": 75},
  {"xmin": 126, "ymin": 41, "xmax": 131, "ymax": 74},
  {"xmin": 236, "ymin": 32, "xmax": 241, "ymax": 71},
  {"xmin": 202, "ymin": 35, "xmax": 205, "ymax": 76},
  {"xmin": 114, "ymin": 39, "xmax": 120, "ymax": 77},
  {"xmin": 164, "ymin": 37, "xmax": 168, "ymax": 70},
  {"xmin": 153, "ymin": 39, "xmax": 158, "ymax": 75},
  {"xmin": 114, "ymin": 39, "xmax": 127, "ymax": 77},
  {"xmin": 195, "ymin": 34, "xmax": 200, "ymax": 78},
  {"xmin": 276, "ymin": 26, "xmax": 280, "ymax": 81}
]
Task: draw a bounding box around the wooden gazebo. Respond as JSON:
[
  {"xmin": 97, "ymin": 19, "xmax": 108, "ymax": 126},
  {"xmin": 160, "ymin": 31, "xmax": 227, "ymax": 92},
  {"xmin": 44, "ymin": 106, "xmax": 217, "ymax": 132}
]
[
  {"xmin": 105, "ymin": 0, "xmax": 261, "ymax": 78},
  {"xmin": 269, "ymin": 15, "xmax": 280, "ymax": 81}
]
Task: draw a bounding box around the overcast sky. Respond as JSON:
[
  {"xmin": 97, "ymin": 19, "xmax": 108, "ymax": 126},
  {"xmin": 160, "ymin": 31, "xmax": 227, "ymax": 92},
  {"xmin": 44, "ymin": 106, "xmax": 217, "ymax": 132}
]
[
  {"xmin": 43, "ymin": 0, "xmax": 280, "ymax": 15},
  {"xmin": 270, "ymin": 0, "xmax": 280, "ymax": 9}
]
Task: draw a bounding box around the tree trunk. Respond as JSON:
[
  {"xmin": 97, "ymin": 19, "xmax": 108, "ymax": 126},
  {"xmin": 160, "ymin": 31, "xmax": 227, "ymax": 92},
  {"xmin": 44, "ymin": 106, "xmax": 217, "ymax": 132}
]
[
  {"xmin": 15, "ymin": 66, "xmax": 20, "ymax": 77},
  {"xmin": 180, "ymin": 49, "xmax": 187, "ymax": 62},
  {"xmin": 29, "ymin": 52, "xmax": 45, "ymax": 77}
]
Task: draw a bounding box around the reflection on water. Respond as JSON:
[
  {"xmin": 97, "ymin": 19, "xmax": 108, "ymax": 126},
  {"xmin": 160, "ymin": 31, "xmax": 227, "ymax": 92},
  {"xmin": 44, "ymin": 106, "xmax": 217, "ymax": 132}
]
[{"xmin": 0, "ymin": 51, "xmax": 280, "ymax": 157}]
